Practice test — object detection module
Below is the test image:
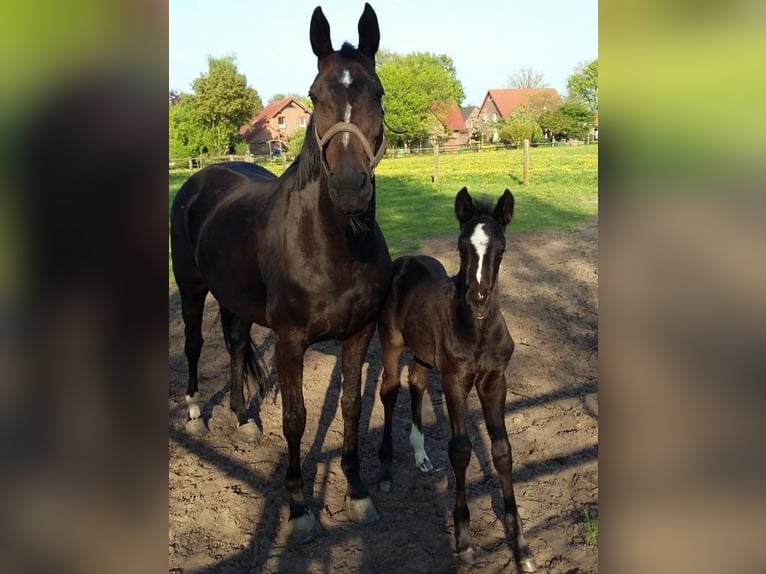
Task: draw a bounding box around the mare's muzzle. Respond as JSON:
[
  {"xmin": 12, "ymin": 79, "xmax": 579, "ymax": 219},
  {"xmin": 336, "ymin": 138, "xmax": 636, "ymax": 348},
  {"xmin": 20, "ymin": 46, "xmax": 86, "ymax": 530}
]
[{"xmin": 315, "ymin": 122, "xmax": 386, "ymax": 216}]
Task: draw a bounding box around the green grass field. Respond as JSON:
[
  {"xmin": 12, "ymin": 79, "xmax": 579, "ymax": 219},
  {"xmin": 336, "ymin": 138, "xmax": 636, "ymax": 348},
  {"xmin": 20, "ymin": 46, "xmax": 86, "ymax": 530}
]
[{"xmin": 169, "ymin": 144, "xmax": 597, "ymax": 283}]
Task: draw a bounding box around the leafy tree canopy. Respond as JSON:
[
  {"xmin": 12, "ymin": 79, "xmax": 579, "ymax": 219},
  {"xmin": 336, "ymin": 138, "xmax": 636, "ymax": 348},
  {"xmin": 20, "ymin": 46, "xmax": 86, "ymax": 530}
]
[
  {"xmin": 376, "ymin": 51, "xmax": 465, "ymax": 146},
  {"xmin": 567, "ymin": 59, "xmax": 598, "ymax": 112},
  {"xmin": 169, "ymin": 55, "xmax": 263, "ymax": 156}
]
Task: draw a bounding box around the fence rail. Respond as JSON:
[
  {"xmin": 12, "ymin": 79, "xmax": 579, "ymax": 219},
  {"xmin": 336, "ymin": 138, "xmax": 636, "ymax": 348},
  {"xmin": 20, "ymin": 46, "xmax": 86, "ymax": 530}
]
[{"xmin": 169, "ymin": 139, "xmax": 598, "ymax": 172}]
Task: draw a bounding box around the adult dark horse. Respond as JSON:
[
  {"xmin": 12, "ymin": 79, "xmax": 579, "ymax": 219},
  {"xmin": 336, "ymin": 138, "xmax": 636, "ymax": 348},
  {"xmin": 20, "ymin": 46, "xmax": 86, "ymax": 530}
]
[
  {"xmin": 170, "ymin": 4, "xmax": 391, "ymax": 541},
  {"xmin": 377, "ymin": 188, "xmax": 538, "ymax": 571}
]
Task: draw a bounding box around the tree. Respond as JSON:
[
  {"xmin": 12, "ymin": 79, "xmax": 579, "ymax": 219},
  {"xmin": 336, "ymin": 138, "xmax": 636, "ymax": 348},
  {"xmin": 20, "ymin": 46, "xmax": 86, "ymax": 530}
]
[
  {"xmin": 191, "ymin": 55, "xmax": 263, "ymax": 155},
  {"xmin": 507, "ymin": 67, "xmax": 547, "ymax": 89},
  {"xmin": 567, "ymin": 59, "xmax": 598, "ymax": 112},
  {"xmin": 539, "ymin": 100, "xmax": 595, "ymax": 141},
  {"xmin": 169, "ymin": 93, "xmax": 208, "ymax": 158},
  {"xmin": 287, "ymin": 128, "xmax": 307, "ymax": 156},
  {"xmin": 377, "ymin": 51, "xmax": 465, "ymax": 146},
  {"xmin": 497, "ymin": 108, "xmax": 544, "ymax": 145}
]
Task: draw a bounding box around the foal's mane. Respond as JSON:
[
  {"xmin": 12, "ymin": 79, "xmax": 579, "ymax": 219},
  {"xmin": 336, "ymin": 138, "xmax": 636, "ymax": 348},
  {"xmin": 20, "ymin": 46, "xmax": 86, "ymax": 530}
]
[{"xmin": 282, "ymin": 42, "xmax": 376, "ymax": 193}]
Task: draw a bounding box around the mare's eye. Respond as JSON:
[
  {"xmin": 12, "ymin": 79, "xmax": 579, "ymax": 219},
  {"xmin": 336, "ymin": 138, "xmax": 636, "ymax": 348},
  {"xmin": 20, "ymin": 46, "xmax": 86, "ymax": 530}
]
[
  {"xmin": 308, "ymin": 92, "xmax": 317, "ymax": 104},
  {"xmin": 375, "ymin": 89, "xmax": 384, "ymax": 102}
]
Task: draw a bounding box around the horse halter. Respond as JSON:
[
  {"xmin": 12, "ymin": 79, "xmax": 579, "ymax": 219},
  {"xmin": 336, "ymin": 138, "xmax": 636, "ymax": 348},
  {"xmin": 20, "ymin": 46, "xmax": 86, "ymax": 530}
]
[{"xmin": 314, "ymin": 121, "xmax": 387, "ymax": 174}]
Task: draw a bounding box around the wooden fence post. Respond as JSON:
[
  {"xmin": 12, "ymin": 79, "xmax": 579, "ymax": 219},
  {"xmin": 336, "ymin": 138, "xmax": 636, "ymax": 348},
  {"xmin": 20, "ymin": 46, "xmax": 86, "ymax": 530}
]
[
  {"xmin": 188, "ymin": 157, "xmax": 193, "ymax": 174},
  {"xmin": 433, "ymin": 140, "xmax": 440, "ymax": 184},
  {"xmin": 523, "ymin": 139, "xmax": 530, "ymax": 186}
]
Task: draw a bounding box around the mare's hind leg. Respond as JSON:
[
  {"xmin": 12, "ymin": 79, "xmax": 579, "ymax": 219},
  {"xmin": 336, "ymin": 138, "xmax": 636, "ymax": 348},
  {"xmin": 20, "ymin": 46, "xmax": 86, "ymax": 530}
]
[
  {"xmin": 340, "ymin": 321, "xmax": 380, "ymax": 524},
  {"xmin": 219, "ymin": 306, "xmax": 260, "ymax": 442},
  {"xmin": 408, "ymin": 359, "xmax": 435, "ymax": 473},
  {"xmin": 179, "ymin": 282, "xmax": 208, "ymax": 435},
  {"xmin": 377, "ymin": 323, "xmax": 404, "ymax": 492},
  {"xmin": 476, "ymin": 372, "xmax": 537, "ymax": 572}
]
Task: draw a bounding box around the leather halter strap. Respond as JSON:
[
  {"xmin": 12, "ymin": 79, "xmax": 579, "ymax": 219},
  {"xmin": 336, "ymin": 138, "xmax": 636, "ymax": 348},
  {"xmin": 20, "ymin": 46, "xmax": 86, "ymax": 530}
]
[{"xmin": 314, "ymin": 121, "xmax": 387, "ymax": 172}]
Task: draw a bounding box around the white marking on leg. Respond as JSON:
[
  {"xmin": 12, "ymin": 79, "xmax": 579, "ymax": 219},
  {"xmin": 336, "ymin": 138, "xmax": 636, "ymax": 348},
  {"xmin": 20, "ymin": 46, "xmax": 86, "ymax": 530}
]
[
  {"xmin": 343, "ymin": 102, "xmax": 352, "ymax": 147},
  {"xmin": 186, "ymin": 393, "xmax": 201, "ymax": 420},
  {"xmin": 470, "ymin": 223, "xmax": 489, "ymax": 285},
  {"xmin": 340, "ymin": 69, "xmax": 352, "ymax": 87},
  {"xmin": 409, "ymin": 424, "xmax": 430, "ymax": 469}
]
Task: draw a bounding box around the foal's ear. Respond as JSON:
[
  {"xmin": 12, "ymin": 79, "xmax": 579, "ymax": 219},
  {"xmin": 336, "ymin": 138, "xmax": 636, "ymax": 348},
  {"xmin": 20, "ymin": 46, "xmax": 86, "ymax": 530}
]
[
  {"xmin": 310, "ymin": 6, "xmax": 334, "ymax": 61},
  {"xmin": 455, "ymin": 187, "xmax": 474, "ymax": 225},
  {"xmin": 493, "ymin": 189, "xmax": 515, "ymax": 227},
  {"xmin": 357, "ymin": 3, "xmax": 380, "ymax": 59}
]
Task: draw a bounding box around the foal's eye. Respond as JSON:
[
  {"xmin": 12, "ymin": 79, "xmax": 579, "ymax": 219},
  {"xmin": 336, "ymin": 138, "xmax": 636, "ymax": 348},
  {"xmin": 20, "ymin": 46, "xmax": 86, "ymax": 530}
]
[{"xmin": 374, "ymin": 89, "xmax": 384, "ymax": 102}]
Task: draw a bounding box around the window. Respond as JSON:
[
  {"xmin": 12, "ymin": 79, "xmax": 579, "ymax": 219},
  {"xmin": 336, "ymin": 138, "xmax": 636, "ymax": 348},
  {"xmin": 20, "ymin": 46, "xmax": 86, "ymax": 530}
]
[
  {"xmin": 298, "ymin": 116, "xmax": 306, "ymax": 128},
  {"xmin": 277, "ymin": 116, "xmax": 286, "ymax": 129},
  {"xmin": 492, "ymin": 113, "xmax": 497, "ymax": 121}
]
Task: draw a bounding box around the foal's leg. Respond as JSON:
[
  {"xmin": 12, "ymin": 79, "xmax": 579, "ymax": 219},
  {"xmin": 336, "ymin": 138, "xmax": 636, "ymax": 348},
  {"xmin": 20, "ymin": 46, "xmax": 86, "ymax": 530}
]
[
  {"xmin": 274, "ymin": 330, "xmax": 319, "ymax": 543},
  {"xmin": 219, "ymin": 306, "xmax": 260, "ymax": 441},
  {"xmin": 179, "ymin": 282, "xmax": 208, "ymax": 434},
  {"xmin": 408, "ymin": 359, "xmax": 435, "ymax": 472},
  {"xmin": 476, "ymin": 372, "xmax": 537, "ymax": 572},
  {"xmin": 377, "ymin": 323, "xmax": 403, "ymax": 492},
  {"xmin": 340, "ymin": 321, "xmax": 380, "ymax": 524},
  {"xmin": 443, "ymin": 373, "xmax": 477, "ymax": 564}
]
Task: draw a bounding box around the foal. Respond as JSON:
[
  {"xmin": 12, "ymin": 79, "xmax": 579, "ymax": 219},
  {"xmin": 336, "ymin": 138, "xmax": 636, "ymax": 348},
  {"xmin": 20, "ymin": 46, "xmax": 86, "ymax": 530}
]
[{"xmin": 377, "ymin": 187, "xmax": 537, "ymax": 571}]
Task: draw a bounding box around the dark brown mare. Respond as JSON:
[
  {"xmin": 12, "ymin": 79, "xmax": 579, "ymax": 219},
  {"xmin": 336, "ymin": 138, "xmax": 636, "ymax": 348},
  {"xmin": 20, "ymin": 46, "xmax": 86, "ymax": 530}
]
[
  {"xmin": 170, "ymin": 3, "xmax": 391, "ymax": 541},
  {"xmin": 377, "ymin": 187, "xmax": 538, "ymax": 571}
]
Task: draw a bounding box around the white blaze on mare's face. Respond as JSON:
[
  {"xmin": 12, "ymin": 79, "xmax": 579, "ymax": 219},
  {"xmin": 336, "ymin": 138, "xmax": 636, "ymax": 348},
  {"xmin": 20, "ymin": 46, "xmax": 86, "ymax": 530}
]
[
  {"xmin": 340, "ymin": 69, "xmax": 352, "ymax": 87},
  {"xmin": 470, "ymin": 223, "xmax": 490, "ymax": 285},
  {"xmin": 343, "ymin": 102, "xmax": 352, "ymax": 147}
]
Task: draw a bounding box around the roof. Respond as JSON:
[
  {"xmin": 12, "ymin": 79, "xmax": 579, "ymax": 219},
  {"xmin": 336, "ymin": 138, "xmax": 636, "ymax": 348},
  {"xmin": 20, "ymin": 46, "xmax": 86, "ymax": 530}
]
[
  {"xmin": 239, "ymin": 97, "xmax": 312, "ymax": 137},
  {"xmin": 430, "ymin": 101, "xmax": 466, "ymax": 132},
  {"xmin": 442, "ymin": 102, "xmax": 466, "ymax": 131},
  {"xmin": 480, "ymin": 88, "xmax": 562, "ymax": 118},
  {"xmin": 460, "ymin": 106, "xmax": 477, "ymax": 121}
]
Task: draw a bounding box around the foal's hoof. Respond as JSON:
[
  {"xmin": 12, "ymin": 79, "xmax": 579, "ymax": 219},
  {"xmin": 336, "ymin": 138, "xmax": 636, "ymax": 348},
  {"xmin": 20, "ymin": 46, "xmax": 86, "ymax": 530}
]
[
  {"xmin": 285, "ymin": 510, "xmax": 322, "ymax": 545},
  {"xmin": 346, "ymin": 496, "xmax": 380, "ymax": 525},
  {"xmin": 236, "ymin": 419, "xmax": 262, "ymax": 443},
  {"xmin": 185, "ymin": 417, "xmax": 208, "ymax": 436},
  {"xmin": 416, "ymin": 457, "xmax": 435, "ymax": 473},
  {"xmin": 457, "ymin": 546, "xmax": 477, "ymax": 565},
  {"xmin": 519, "ymin": 557, "xmax": 538, "ymax": 572}
]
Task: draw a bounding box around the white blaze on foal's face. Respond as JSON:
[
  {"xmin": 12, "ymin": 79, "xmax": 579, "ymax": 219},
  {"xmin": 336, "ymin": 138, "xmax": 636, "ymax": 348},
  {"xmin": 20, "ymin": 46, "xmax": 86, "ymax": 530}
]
[{"xmin": 470, "ymin": 223, "xmax": 490, "ymax": 285}]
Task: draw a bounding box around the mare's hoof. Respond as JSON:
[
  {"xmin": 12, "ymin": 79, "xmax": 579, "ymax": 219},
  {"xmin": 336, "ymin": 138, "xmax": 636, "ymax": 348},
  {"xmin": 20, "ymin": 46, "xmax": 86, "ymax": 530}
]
[
  {"xmin": 519, "ymin": 557, "xmax": 538, "ymax": 572},
  {"xmin": 346, "ymin": 496, "xmax": 380, "ymax": 525},
  {"xmin": 185, "ymin": 417, "xmax": 208, "ymax": 436},
  {"xmin": 457, "ymin": 546, "xmax": 477, "ymax": 565},
  {"xmin": 286, "ymin": 510, "xmax": 322, "ymax": 545},
  {"xmin": 379, "ymin": 479, "xmax": 392, "ymax": 493},
  {"xmin": 236, "ymin": 419, "xmax": 262, "ymax": 443},
  {"xmin": 417, "ymin": 457, "xmax": 435, "ymax": 473}
]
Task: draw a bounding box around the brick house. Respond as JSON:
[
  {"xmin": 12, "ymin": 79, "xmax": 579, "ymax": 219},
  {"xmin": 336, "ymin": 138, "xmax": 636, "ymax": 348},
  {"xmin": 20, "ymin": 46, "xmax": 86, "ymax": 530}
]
[
  {"xmin": 477, "ymin": 88, "xmax": 562, "ymax": 141},
  {"xmin": 239, "ymin": 97, "xmax": 312, "ymax": 155}
]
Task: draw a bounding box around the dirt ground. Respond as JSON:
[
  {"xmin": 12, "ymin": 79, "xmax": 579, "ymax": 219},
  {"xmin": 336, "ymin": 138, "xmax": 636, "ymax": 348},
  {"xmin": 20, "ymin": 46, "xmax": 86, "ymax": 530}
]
[{"xmin": 168, "ymin": 223, "xmax": 598, "ymax": 574}]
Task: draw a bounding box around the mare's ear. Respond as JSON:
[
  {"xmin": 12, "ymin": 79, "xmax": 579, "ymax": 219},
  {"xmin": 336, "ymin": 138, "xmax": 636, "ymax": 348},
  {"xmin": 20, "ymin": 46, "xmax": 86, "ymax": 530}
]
[
  {"xmin": 310, "ymin": 7, "xmax": 334, "ymax": 61},
  {"xmin": 357, "ymin": 3, "xmax": 380, "ymax": 59},
  {"xmin": 493, "ymin": 189, "xmax": 515, "ymax": 227},
  {"xmin": 455, "ymin": 187, "xmax": 474, "ymax": 226}
]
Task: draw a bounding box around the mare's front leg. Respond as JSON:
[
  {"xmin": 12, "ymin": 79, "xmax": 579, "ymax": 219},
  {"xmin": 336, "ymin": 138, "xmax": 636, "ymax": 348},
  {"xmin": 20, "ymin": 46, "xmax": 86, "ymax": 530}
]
[
  {"xmin": 476, "ymin": 372, "xmax": 537, "ymax": 572},
  {"xmin": 340, "ymin": 321, "xmax": 380, "ymax": 524},
  {"xmin": 273, "ymin": 330, "xmax": 319, "ymax": 544},
  {"xmin": 443, "ymin": 371, "xmax": 477, "ymax": 564}
]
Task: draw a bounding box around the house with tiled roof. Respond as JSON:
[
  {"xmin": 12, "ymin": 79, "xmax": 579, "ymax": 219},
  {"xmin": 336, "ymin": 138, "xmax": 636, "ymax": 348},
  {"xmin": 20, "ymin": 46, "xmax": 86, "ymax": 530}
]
[
  {"xmin": 239, "ymin": 97, "xmax": 312, "ymax": 155},
  {"xmin": 477, "ymin": 88, "xmax": 562, "ymax": 141},
  {"xmin": 429, "ymin": 101, "xmax": 470, "ymax": 148}
]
